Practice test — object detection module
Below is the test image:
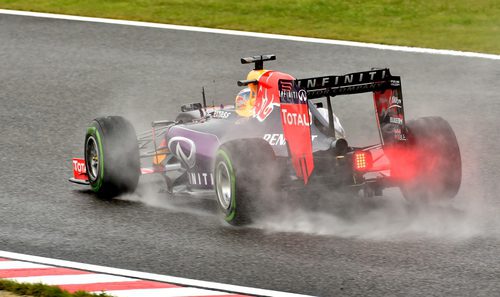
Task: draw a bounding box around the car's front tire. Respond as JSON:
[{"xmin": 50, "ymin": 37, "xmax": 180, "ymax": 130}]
[{"xmin": 85, "ymin": 116, "xmax": 140, "ymax": 198}]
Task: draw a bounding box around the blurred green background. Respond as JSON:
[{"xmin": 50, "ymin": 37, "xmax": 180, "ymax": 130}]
[{"xmin": 0, "ymin": 0, "xmax": 498, "ymax": 54}]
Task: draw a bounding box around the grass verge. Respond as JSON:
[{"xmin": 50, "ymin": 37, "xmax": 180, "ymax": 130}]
[
  {"xmin": 0, "ymin": 0, "xmax": 498, "ymax": 54},
  {"xmin": 0, "ymin": 279, "xmax": 110, "ymax": 297}
]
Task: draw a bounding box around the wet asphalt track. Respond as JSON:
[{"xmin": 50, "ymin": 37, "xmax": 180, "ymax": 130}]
[{"xmin": 1, "ymin": 13, "xmax": 500, "ymax": 297}]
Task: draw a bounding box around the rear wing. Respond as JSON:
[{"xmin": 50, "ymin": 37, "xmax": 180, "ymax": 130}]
[
  {"xmin": 278, "ymin": 68, "xmax": 407, "ymax": 184},
  {"xmin": 280, "ymin": 68, "xmax": 406, "ymax": 145},
  {"xmin": 294, "ymin": 68, "xmax": 399, "ymax": 98}
]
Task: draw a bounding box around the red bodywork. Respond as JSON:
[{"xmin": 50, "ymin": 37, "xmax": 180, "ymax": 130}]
[{"xmin": 255, "ymin": 71, "xmax": 315, "ymax": 184}]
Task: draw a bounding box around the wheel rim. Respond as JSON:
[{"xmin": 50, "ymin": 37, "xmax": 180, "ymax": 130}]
[
  {"xmin": 85, "ymin": 136, "xmax": 100, "ymax": 182},
  {"xmin": 216, "ymin": 161, "xmax": 232, "ymax": 210}
]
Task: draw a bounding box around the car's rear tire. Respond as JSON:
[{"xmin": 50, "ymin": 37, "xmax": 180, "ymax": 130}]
[
  {"xmin": 85, "ymin": 116, "xmax": 140, "ymax": 198},
  {"xmin": 399, "ymin": 116, "xmax": 461, "ymax": 202},
  {"xmin": 214, "ymin": 139, "xmax": 278, "ymax": 225}
]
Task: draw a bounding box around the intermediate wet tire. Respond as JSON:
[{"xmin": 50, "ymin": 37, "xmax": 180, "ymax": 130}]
[
  {"xmin": 400, "ymin": 116, "xmax": 461, "ymax": 202},
  {"xmin": 84, "ymin": 116, "xmax": 140, "ymax": 198},
  {"xmin": 214, "ymin": 139, "xmax": 278, "ymax": 225}
]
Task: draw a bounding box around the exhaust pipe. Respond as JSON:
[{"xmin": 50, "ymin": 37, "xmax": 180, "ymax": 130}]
[{"xmin": 331, "ymin": 138, "xmax": 348, "ymax": 156}]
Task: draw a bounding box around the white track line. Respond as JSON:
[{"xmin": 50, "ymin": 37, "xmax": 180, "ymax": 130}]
[
  {"xmin": 102, "ymin": 288, "xmax": 230, "ymax": 297},
  {"xmin": 7, "ymin": 274, "xmax": 134, "ymax": 285},
  {"xmin": 0, "ymin": 9, "xmax": 499, "ymax": 60},
  {"xmin": 0, "ymin": 261, "xmax": 50, "ymax": 270},
  {"xmin": 0, "ymin": 251, "xmax": 314, "ymax": 297}
]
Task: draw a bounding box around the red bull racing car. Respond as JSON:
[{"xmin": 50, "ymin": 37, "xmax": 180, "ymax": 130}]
[{"xmin": 70, "ymin": 55, "xmax": 462, "ymax": 225}]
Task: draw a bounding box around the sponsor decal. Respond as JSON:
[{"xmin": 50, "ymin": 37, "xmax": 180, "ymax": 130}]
[
  {"xmin": 390, "ymin": 117, "xmax": 403, "ymax": 125},
  {"xmin": 167, "ymin": 136, "xmax": 196, "ymax": 169},
  {"xmin": 73, "ymin": 159, "xmax": 86, "ymax": 174},
  {"xmin": 296, "ymin": 69, "xmax": 391, "ymax": 97},
  {"xmin": 212, "ymin": 110, "xmax": 231, "ymax": 119},
  {"xmin": 393, "ymin": 128, "xmax": 407, "ymax": 141},
  {"xmin": 254, "ymin": 85, "xmax": 277, "ymax": 122},
  {"xmin": 264, "ymin": 133, "xmax": 287, "ymax": 146},
  {"xmin": 279, "ymin": 89, "xmax": 307, "ymax": 103},
  {"xmin": 263, "ymin": 133, "xmax": 318, "ymax": 146},
  {"xmin": 279, "ymin": 81, "xmax": 307, "ymax": 104},
  {"xmin": 281, "ymin": 109, "xmax": 311, "ymax": 127},
  {"xmin": 72, "ymin": 158, "xmax": 87, "ymax": 180},
  {"xmin": 391, "ymin": 79, "xmax": 401, "ymax": 87},
  {"xmin": 188, "ymin": 172, "xmax": 214, "ymax": 186},
  {"xmin": 297, "ymin": 70, "xmax": 387, "ymax": 89},
  {"xmin": 390, "ymin": 96, "xmax": 402, "ymax": 105}
]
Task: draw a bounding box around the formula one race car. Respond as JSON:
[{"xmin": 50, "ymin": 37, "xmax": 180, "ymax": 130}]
[{"xmin": 70, "ymin": 54, "xmax": 461, "ymax": 225}]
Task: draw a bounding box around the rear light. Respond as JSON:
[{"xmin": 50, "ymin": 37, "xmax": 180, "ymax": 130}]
[{"xmin": 353, "ymin": 151, "xmax": 373, "ymax": 171}]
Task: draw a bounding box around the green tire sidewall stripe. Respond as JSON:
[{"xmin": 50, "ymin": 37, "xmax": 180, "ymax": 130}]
[
  {"xmin": 216, "ymin": 149, "xmax": 236, "ymax": 222},
  {"xmin": 86, "ymin": 126, "xmax": 104, "ymax": 192}
]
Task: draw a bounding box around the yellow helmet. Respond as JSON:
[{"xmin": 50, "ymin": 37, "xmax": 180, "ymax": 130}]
[
  {"xmin": 246, "ymin": 69, "xmax": 265, "ymax": 96},
  {"xmin": 235, "ymin": 88, "xmax": 254, "ymax": 117},
  {"xmin": 235, "ymin": 70, "xmax": 267, "ymax": 117}
]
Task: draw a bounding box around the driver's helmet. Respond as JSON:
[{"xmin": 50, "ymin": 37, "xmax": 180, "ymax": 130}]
[{"xmin": 235, "ymin": 88, "xmax": 255, "ymax": 117}]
